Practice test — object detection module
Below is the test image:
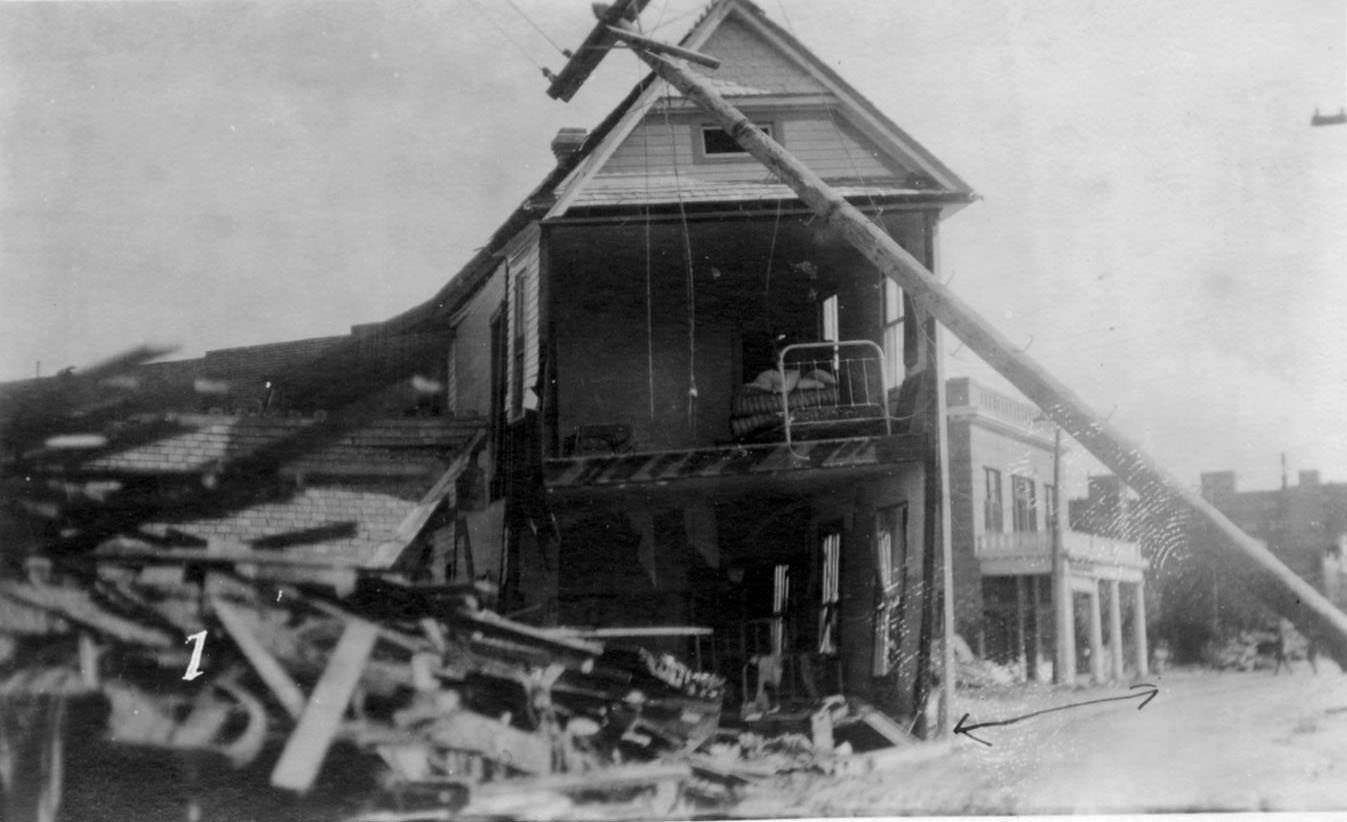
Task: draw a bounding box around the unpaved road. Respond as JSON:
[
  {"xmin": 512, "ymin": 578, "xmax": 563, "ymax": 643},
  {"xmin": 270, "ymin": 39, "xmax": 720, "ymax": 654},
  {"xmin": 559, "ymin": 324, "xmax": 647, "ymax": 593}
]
[{"xmin": 735, "ymin": 665, "xmax": 1347, "ymax": 816}]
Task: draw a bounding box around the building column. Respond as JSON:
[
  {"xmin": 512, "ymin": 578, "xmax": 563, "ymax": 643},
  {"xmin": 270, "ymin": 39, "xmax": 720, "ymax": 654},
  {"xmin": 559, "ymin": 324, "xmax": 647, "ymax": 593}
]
[
  {"xmin": 1132, "ymin": 580, "xmax": 1150, "ymax": 677},
  {"xmin": 1027, "ymin": 575, "xmax": 1042, "ymax": 683},
  {"xmin": 1087, "ymin": 583, "xmax": 1105, "ymax": 683},
  {"xmin": 1107, "ymin": 578, "xmax": 1124, "ymax": 681},
  {"xmin": 1057, "ymin": 565, "xmax": 1077, "ymax": 683}
]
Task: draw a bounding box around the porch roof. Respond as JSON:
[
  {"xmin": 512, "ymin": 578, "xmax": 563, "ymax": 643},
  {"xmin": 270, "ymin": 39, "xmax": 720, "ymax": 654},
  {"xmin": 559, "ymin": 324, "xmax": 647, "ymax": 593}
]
[{"xmin": 543, "ymin": 434, "xmax": 924, "ymax": 492}]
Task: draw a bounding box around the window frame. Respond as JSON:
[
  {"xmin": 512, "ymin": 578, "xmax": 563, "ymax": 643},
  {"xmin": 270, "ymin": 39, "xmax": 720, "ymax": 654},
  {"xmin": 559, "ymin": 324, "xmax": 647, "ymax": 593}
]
[
  {"xmin": 1011, "ymin": 474, "xmax": 1038, "ymax": 533},
  {"xmin": 984, "ymin": 467, "xmax": 1004, "ymax": 533},
  {"xmin": 695, "ymin": 121, "xmax": 776, "ymax": 161}
]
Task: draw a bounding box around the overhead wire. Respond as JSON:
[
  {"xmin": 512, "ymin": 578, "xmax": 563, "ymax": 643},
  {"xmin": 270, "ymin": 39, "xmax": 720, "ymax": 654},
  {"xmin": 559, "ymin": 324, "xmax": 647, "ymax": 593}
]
[
  {"xmin": 463, "ymin": 0, "xmax": 551, "ymax": 76},
  {"xmin": 501, "ymin": 0, "xmax": 569, "ymax": 56},
  {"xmin": 660, "ymin": 84, "xmax": 700, "ymax": 431},
  {"xmin": 641, "ymin": 55, "xmax": 657, "ymax": 423}
]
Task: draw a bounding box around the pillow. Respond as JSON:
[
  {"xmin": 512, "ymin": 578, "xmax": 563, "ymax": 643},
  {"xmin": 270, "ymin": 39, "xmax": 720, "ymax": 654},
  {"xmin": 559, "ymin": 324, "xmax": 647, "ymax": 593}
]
[
  {"xmin": 796, "ymin": 377, "xmax": 826, "ymax": 391},
  {"xmin": 807, "ymin": 368, "xmax": 838, "ymax": 386},
  {"xmin": 749, "ymin": 369, "xmax": 801, "ymax": 393}
]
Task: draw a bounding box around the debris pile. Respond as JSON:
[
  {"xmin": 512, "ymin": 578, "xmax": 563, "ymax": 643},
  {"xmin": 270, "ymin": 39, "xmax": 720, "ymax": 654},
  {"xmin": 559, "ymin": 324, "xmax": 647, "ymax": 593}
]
[
  {"xmin": 0, "ymin": 560, "xmax": 728, "ymax": 820},
  {"xmin": 952, "ymin": 634, "xmax": 1021, "ymax": 688}
]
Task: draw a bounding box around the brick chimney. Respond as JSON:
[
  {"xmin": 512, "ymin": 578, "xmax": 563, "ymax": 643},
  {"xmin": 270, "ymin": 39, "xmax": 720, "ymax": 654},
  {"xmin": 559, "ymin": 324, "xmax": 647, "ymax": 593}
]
[{"xmin": 550, "ymin": 128, "xmax": 588, "ymax": 164}]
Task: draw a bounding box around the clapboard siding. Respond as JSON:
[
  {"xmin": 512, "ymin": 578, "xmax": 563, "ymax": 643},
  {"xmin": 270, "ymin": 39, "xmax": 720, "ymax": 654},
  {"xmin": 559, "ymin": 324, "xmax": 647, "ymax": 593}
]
[
  {"xmin": 448, "ymin": 263, "xmax": 505, "ymax": 418},
  {"xmin": 601, "ymin": 111, "xmax": 902, "ymax": 183},
  {"xmin": 505, "ymin": 222, "xmax": 541, "ymax": 420}
]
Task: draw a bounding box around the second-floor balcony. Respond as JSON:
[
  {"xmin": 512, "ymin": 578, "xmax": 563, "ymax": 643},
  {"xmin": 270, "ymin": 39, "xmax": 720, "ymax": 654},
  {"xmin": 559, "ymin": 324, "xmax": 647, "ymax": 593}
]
[{"xmin": 975, "ymin": 529, "xmax": 1145, "ymax": 570}]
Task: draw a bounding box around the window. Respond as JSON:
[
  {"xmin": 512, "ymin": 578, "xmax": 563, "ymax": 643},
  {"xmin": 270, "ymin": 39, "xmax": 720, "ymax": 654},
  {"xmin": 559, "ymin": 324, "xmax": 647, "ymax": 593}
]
[
  {"xmin": 1011, "ymin": 475, "xmax": 1038, "ymax": 533},
  {"xmin": 700, "ymin": 123, "xmax": 772, "ymax": 156},
  {"xmin": 1043, "ymin": 483, "xmax": 1057, "ymax": 530},
  {"xmin": 984, "ymin": 468, "xmax": 1004, "ymax": 532},
  {"xmin": 820, "ymin": 293, "xmax": 839, "ymax": 342},
  {"xmin": 873, "ymin": 505, "xmax": 908, "ymax": 676},
  {"xmin": 882, "ymin": 278, "xmax": 904, "ymax": 386},
  {"xmin": 818, "ymin": 529, "xmax": 841, "ymax": 655}
]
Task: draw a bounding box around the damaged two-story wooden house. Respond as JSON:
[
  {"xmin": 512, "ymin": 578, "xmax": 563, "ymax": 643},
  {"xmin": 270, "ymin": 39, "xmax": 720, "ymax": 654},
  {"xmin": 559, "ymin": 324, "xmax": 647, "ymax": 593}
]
[
  {"xmin": 432, "ymin": 0, "xmax": 975, "ymax": 719},
  {"xmin": 5, "ymin": 0, "xmax": 976, "ymax": 725}
]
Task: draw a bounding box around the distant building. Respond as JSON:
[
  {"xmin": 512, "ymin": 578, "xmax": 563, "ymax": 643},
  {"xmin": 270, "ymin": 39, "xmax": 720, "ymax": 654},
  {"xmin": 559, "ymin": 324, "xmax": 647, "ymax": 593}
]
[
  {"xmin": 946, "ymin": 377, "xmax": 1148, "ymax": 682},
  {"xmin": 1196, "ymin": 469, "xmax": 1347, "ymax": 616}
]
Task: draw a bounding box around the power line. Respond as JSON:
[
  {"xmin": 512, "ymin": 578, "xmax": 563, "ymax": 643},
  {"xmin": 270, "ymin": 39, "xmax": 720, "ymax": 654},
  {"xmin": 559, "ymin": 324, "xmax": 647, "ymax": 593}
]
[
  {"xmin": 500, "ymin": 0, "xmax": 569, "ymax": 56},
  {"xmin": 462, "ymin": 0, "xmax": 550, "ymax": 76}
]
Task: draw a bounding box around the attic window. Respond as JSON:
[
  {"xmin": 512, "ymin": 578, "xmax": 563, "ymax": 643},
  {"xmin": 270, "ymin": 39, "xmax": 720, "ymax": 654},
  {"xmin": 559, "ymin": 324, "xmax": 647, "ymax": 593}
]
[{"xmin": 700, "ymin": 123, "xmax": 772, "ymax": 156}]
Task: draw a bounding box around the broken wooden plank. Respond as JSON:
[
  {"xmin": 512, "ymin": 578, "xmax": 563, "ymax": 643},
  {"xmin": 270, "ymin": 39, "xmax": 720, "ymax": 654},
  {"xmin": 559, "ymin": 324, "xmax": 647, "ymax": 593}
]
[
  {"xmin": 0, "ymin": 581, "xmax": 173, "ymax": 646},
  {"xmin": 552, "ymin": 625, "xmax": 713, "ymax": 639},
  {"xmin": 421, "ymin": 710, "xmax": 552, "ymax": 776},
  {"xmin": 271, "ymin": 617, "xmax": 380, "ymax": 793},
  {"xmin": 210, "ymin": 596, "xmax": 307, "ymax": 720},
  {"xmin": 846, "ymin": 700, "xmax": 915, "ymax": 748},
  {"xmin": 368, "ymin": 430, "xmax": 485, "ymax": 568}
]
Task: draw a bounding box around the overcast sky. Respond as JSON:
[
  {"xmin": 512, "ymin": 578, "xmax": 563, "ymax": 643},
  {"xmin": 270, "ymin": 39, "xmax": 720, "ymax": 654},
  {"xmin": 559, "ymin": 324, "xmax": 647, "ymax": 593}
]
[{"xmin": 1, "ymin": 0, "xmax": 1343, "ymax": 493}]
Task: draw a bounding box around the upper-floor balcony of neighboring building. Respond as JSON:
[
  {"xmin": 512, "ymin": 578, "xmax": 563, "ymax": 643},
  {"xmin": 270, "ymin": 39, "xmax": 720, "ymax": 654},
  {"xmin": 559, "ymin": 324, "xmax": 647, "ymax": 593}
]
[{"xmin": 975, "ymin": 529, "xmax": 1146, "ymax": 577}]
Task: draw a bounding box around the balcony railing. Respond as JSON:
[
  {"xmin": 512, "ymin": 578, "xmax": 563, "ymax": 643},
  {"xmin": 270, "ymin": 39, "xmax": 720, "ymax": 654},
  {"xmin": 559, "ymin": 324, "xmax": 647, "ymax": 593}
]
[{"xmin": 975, "ymin": 529, "xmax": 1145, "ymax": 568}]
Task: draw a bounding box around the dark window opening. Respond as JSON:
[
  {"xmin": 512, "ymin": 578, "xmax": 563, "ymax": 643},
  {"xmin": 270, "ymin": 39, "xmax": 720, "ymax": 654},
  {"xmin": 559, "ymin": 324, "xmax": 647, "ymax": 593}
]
[{"xmin": 701, "ymin": 124, "xmax": 772, "ymax": 155}]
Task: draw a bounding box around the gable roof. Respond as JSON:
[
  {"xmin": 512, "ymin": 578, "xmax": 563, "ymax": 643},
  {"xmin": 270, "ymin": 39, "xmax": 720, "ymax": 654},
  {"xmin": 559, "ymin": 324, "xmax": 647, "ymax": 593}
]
[
  {"xmin": 417, "ymin": 0, "xmax": 972, "ymax": 329},
  {"xmin": 545, "ymin": 0, "xmax": 974, "ymax": 218}
]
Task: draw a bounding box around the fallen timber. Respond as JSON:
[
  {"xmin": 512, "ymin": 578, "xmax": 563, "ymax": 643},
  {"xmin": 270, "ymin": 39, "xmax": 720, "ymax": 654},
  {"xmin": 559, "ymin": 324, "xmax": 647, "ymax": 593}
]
[
  {"xmin": 0, "ymin": 553, "xmax": 739, "ymax": 817},
  {"xmin": 0, "ymin": 546, "xmax": 927, "ymax": 818},
  {"xmin": 572, "ymin": 10, "xmax": 1347, "ymax": 668}
]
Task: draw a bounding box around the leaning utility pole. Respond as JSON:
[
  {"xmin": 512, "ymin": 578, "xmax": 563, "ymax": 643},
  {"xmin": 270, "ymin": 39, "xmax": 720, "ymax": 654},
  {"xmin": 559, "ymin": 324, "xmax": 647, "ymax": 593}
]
[{"xmin": 547, "ymin": 0, "xmax": 1347, "ymax": 698}]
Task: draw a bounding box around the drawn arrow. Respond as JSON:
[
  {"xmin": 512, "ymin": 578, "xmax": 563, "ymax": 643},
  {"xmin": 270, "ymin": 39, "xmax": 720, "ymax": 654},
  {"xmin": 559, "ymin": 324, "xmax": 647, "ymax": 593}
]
[{"xmin": 954, "ymin": 682, "xmax": 1159, "ymax": 746}]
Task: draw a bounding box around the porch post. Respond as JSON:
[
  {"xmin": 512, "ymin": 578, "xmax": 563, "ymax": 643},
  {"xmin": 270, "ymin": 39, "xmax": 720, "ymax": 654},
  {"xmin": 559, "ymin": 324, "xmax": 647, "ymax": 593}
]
[
  {"xmin": 1133, "ymin": 580, "xmax": 1150, "ymax": 677},
  {"xmin": 1087, "ymin": 582, "xmax": 1105, "ymax": 683},
  {"xmin": 1107, "ymin": 578, "xmax": 1124, "ymax": 681},
  {"xmin": 1015, "ymin": 575, "xmax": 1027, "ymax": 673}
]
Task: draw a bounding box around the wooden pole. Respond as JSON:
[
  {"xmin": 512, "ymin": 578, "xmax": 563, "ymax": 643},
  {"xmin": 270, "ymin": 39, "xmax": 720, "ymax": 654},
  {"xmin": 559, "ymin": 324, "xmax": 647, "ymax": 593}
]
[
  {"xmin": 606, "ymin": 26, "xmax": 721, "ymax": 69},
  {"xmin": 622, "ymin": 47, "xmax": 1347, "ymax": 669},
  {"xmin": 1051, "ymin": 427, "xmax": 1072, "ymax": 684}
]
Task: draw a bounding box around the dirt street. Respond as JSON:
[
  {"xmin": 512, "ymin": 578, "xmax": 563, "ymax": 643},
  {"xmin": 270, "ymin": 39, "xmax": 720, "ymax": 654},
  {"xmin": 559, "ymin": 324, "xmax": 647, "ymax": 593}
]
[{"xmin": 735, "ymin": 664, "xmax": 1347, "ymax": 816}]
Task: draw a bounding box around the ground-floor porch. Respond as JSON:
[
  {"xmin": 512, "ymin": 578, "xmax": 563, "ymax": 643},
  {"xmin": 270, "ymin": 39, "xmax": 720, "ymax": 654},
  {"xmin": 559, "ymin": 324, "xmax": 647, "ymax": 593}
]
[
  {"xmin": 532, "ymin": 435, "xmax": 937, "ymax": 720},
  {"xmin": 977, "ymin": 560, "xmax": 1149, "ymax": 684}
]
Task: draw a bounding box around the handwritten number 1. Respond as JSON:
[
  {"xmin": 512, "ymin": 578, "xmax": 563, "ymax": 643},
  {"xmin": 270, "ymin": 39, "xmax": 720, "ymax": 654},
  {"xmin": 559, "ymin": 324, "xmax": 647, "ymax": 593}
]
[{"xmin": 183, "ymin": 630, "xmax": 207, "ymax": 681}]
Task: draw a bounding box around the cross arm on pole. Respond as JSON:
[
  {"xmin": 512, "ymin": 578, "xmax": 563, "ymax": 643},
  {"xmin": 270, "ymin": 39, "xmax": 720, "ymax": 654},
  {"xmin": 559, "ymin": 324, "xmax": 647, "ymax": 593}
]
[{"xmin": 546, "ymin": 0, "xmax": 652, "ymax": 101}]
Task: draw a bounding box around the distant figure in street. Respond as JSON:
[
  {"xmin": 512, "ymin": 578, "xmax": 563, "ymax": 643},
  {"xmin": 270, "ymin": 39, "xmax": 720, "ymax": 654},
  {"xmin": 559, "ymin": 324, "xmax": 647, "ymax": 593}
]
[
  {"xmin": 1153, "ymin": 639, "xmax": 1170, "ymax": 675},
  {"xmin": 1274, "ymin": 617, "xmax": 1294, "ymax": 675}
]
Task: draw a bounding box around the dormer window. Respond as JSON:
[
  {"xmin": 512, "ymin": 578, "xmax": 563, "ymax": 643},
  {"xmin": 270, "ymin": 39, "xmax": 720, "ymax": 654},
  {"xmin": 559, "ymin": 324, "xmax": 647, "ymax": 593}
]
[{"xmin": 699, "ymin": 123, "xmax": 773, "ymax": 157}]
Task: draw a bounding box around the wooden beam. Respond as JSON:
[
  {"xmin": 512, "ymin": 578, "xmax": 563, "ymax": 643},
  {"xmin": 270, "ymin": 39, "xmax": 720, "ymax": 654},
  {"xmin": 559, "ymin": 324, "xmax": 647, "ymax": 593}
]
[
  {"xmin": 271, "ymin": 617, "xmax": 380, "ymax": 793},
  {"xmin": 605, "ymin": 26, "xmax": 720, "ymax": 69},
  {"xmin": 210, "ymin": 597, "xmax": 306, "ymax": 720},
  {"xmin": 621, "ymin": 46, "xmax": 1347, "ymax": 670}
]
